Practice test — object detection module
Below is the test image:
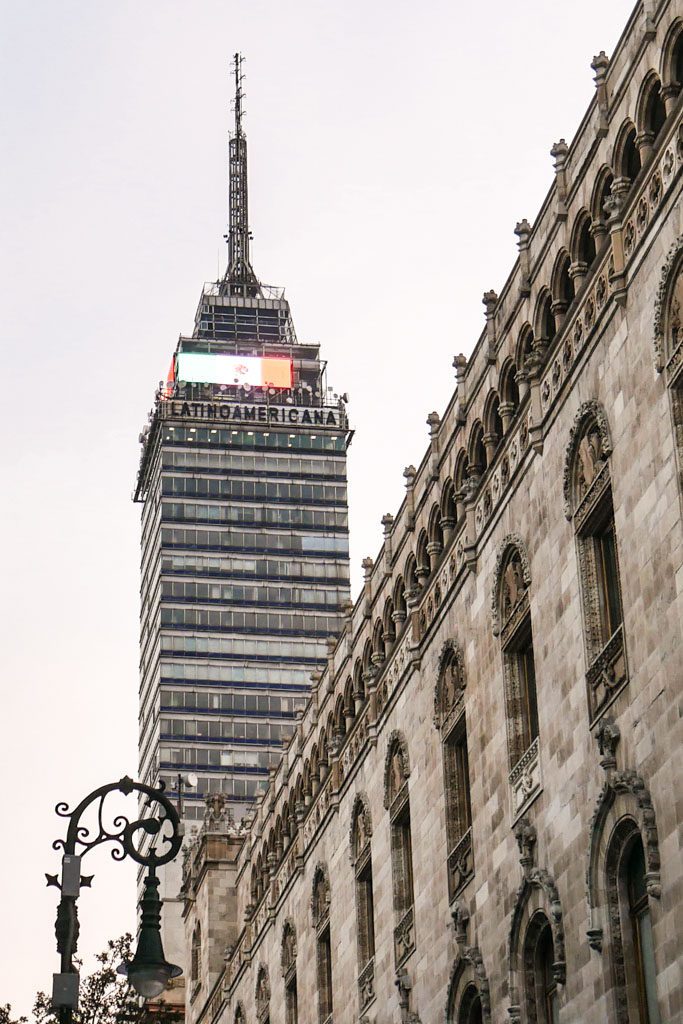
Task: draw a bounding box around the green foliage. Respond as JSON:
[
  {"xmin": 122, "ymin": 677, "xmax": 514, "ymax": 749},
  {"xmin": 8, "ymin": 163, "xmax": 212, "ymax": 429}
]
[{"xmin": 5, "ymin": 937, "xmax": 181, "ymax": 1024}]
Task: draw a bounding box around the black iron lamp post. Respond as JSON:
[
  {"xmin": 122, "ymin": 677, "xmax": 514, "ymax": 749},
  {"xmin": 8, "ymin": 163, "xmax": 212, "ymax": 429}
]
[{"xmin": 47, "ymin": 776, "xmax": 183, "ymax": 1020}]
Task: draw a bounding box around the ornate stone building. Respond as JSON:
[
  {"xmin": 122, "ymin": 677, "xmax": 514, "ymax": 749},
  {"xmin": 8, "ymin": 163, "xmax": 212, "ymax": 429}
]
[{"xmin": 178, "ymin": 3, "xmax": 683, "ymax": 1022}]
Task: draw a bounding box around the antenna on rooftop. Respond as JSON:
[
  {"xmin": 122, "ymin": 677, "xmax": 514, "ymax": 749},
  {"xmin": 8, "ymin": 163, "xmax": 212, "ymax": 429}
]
[{"xmin": 222, "ymin": 52, "xmax": 261, "ymax": 299}]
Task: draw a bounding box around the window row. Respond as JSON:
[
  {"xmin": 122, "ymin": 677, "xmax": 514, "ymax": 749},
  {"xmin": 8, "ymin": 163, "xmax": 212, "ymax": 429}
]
[
  {"xmin": 161, "ymin": 527, "xmax": 350, "ymax": 556},
  {"xmin": 161, "ymin": 449, "xmax": 346, "ymax": 477},
  {"xmin": 160, "ymin": 500, "xmax": 348, "ymax": 530},
  {"xmin": 161, "ymin": 426, "xmax": 345, "ymax": 451},
  {"xmin": 160, "ymin": 606, "xmax": 339, "ymax": 636},
  {"xmin": 159, "ymin": 662, "xmax": 312, "ymax": 686},
  {"xmin": 161, "ymin": 579, "xmax": 345, "ymax": 608},
  {"xmin": 159, "ymin": 688, "xmax": 307, "ymax": 714},
  {"xmin": 162, "ymin": 477, "xmax": 347, "ymax": 505},
  {"xmin": 160, "ymin": 717, "xmax": 291, "ymax": 743},
  {"xmin": 160, "ymin": 744, "xmax": 279, "ymax": 769},
  {"xmin": 160, "ymin": 551, "xmax": 350, "ymax": 582},
  {"xmin": 160, "ymin": 634, "xmax": 327, "ymax": 661}
]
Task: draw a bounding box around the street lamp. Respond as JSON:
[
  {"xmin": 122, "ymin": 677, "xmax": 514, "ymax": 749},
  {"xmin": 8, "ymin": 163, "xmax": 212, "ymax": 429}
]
[{"xmin": 48, "ymin": 776, "xmax": 183, "ymax": 1019}]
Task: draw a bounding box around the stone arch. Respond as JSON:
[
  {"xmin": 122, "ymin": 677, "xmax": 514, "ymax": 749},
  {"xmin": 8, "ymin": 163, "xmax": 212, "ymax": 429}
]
[
  {"xmin": 280, "ymin": 918, "xmax": 297, "ymax": 978},
  {"xmin": 446, "ymin": 951, "xmax": 492, "ymax": 1024},
  {"xmin": 404, "ymin": 551, "xmax": 419, "ymax": 595},
  {"xmin": 353, "ymin": 657, "xmax": 365, "ymax": 703},
  {"xmin": 429, "ymin": 501, "xmax": 445, "ymax": 545},
  {"xmin": 562, "ymin": 400, "xmax": 613, "ymax": 519},
  {"xmin": 653, "ymin": 232, "xmax": 683, "ymax": 371},
  {"xmin": 483, "ymin": 390, "xmax": 504, "ymax": 453},
  {"xmin": 587, "ymin": 768, "xmax": 662, "ymax": 934},
  {"xmin": 570, "ymin": 207, "xmax": 596, "ymax": 267},
  {"xmin": 467, "ymin": 420, "xmax": 486, "ymax": 475},
  {"xmin": 441, "ymin": 476, "xmax": 457, "ymax": 519},
  {"xmin": 533, "ymin": 288, "xmax": 556, "ymax": 345},
  {"xmin": 433, "ymin": 638, "xmax": 467, "ymax": 729},
  {"xmin": 348, "ymin": 791, "xmax": 373, "ymax": 864},
  {"xmin": 454, "ymin": 448, "xmax": 469, "ymax": 494},
  {"xmin": 515, "ymin": 322, "xmax": 535, "ymax": 371},
  {"xmin": 393, "ymin": 574, "xmax": 407, "ymax": 618},
  {"xmin": 508, "ymin": 873, "xmax": 567, "ymax": 1007},
  {"xmin": 660, "ymin": 16, "xmax": 683, "ymax": 93},
  {"xmin": 311, "ymin": 861, "xmax": 331, "ymax": 926},
  {"xmin": 551, "ymin": 248, "xmax": 575, "ymax": 308},
  {"xmin": 416, "ymin": 527, "xmax": 430, "ymax": 578},
  {"xmin": 372, "ymin": 617, "xmax": 386, "ymax": 662},
  {"xmin": 491, "ymin": 534, "xmax": 532, "ymax": 637},
  {"xmin": 333, "ymin": 694, "xmax": 346, "ymax": 740},
  {"xmin": 591, "ymin": 164, "xmax": 615, "ymax": 225},
  {"xmin": 382, "ymin": 595, "xmax": 396, "ymax": 643},
  {"xmin": 383, "ymin": 730, "xmax": 411, "ymax": 809},
  {"xmin": 612, "ymin": 118, "xmax": 641, "ymax": 182},
  {"xmin": 635, "ymin": 69, "xmax": 667, "ymax": 141},
  {"xmin": 343, "ymin": 675, "xmax": 355, "ymax": 722},
  {"xmin": 255, "ymin": 964, "xmax": 270, "ymax": 1021}
]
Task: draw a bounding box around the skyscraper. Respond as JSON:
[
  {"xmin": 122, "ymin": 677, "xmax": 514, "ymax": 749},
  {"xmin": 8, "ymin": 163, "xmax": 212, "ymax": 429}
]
[{"xmin": 134, "ymin": 55, "xmax": 351, "ymax": 827}]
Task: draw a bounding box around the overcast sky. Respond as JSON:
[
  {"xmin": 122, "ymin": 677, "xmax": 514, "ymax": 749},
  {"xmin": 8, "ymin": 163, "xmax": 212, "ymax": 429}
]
[{"xmin": 0, "ymin": 0, "xmax": 636, "ymax": 1012}]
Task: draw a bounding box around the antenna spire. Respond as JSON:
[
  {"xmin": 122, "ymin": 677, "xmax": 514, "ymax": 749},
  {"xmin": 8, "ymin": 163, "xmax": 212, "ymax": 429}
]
[{"xmin": 223, "ymin": 53, "xmax": 260, "ymax": 297}]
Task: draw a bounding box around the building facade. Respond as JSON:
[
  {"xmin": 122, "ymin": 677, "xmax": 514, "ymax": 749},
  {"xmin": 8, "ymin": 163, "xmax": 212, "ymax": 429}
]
[
  {"xmin": 180, "ymin": 5, "xmax": 683, "ymax": 1023},
  {"xmin": 134, "ymin": 56, "xmax": 351, "ymax": 987}
]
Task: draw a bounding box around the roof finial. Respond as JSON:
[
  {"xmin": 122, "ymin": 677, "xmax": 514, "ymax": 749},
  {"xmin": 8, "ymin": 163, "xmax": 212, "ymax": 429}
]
[{"xmin": 222, "ymin": 53, "xmax": 261, "ymax": 298}]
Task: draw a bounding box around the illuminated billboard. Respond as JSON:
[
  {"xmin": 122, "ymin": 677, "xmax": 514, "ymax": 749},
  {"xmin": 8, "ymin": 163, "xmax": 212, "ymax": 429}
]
[{"xmin": 176, "ymin": 352, "xmax": 293, "ymax": 388}]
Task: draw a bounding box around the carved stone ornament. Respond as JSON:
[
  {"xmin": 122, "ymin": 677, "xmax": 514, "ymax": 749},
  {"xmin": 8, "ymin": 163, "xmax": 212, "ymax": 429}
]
[
  {"xmin": 514, "ymin": 816, "xmax": 537, "ymax": 876},
  {"xmin": 433, "ymin": 639, "xmax": 467, "ymax": 729},
  {"xmin": 653, "ymin": 233, "xmax": 683, "ymax": 371},
  {"xmin": 491, "ymin": 535, "xmax": 532, "ymax": 637},
  {"xmin": 349, "ymin": 792, "xmax": 373, "ymax": 864},
  {"xmin": 596, "ymin": 716, "xmax": 621, "ymax": 771},
  {"xmin": 383, "ymin": 730, "xmax": 411, "ymax": 809},
  {"xmin": 232, "ymin": 1001, "xmax": 246, "ymax": 1024},
  {"xmin": 563, "ymin": 401, "xmax": 613, "ymax": 519}
]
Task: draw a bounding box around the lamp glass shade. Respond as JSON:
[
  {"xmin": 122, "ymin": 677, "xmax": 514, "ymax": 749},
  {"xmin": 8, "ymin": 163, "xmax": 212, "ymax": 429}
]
[{"xmin": 117, "ymin": 868, "xmax": 182, "ymax": 1000}]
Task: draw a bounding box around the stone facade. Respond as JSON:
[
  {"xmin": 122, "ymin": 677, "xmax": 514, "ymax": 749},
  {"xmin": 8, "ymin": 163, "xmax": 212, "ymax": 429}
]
[{"xmin": 178, "ymin": 3, "xmax": 683, "ymax": 1022}]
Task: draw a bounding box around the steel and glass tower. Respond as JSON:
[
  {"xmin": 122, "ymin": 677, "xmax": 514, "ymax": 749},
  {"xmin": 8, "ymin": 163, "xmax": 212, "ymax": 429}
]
[{"xmin": 134, "ymin": 56, "xmax": 351, "ymax": 827}]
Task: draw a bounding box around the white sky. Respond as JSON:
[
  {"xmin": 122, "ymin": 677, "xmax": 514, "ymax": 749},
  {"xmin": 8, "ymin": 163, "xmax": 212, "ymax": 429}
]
[{"xmin": 0, "ymin": 0, "xmax": 635, "ymax": 1012}]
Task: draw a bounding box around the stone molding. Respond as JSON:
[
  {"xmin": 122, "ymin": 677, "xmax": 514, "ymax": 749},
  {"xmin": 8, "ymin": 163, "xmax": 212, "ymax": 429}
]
[
  {"xmin": 653, "ymin": 232, "xmax": 683, "ymax": 370},
  {"xmin": 383, "ymin": 730, "xmax": 411, "ymax": 810},
  {"xmin": 491, "ymin": 534, "xmax": 532, "ymax": 637},
  {"xmin": 562, "ymin": 400, "xmax": 613, "ymax": 520}
]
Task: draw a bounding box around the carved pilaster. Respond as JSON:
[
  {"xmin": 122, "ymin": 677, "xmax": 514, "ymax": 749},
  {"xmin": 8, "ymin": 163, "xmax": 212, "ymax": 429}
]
[
  {"xmin": 514, "ymin": 219, "xmax": 532, "ymax": 297},
  {"xmin": 453, "ymin": 354, "xmax": 467, "ymax": 423},
  {"xmin": 482, "ymin": 290, "xmax": 498, "ymax": 362},
  {"xmin": 591, "ymin": 51, "xmax": 610, "ymax": 136},
  {"xmin": 550, "ymin": 140, "xmax": 569, "ymax": 220}
]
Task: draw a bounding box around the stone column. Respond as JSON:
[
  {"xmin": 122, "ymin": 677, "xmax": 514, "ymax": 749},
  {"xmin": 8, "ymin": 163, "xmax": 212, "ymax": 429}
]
[
  {"xmin": 440, "ymin": 514, "xmax": 455, "ymax": 545},
  {"xmin": 499, "ymin": 401, "xmax": 515, "ymax": 434},
  {"xmin": 453, "ymin": 354, "xmax": 467, "ymax": 424},
  {"xmin": 426, "ymin": 540, "xmax": 443, "ymax": 571},
  {"xmin": 483, "ymin": 432, "xmax": 499, "ymax": 464},
  {"xmin": 569, "ymin": 259, "xmax": 588, "ymax": 290},
  {"xmin": 635, "ymin": 130, "xmax": 655, "ymax": 165}
]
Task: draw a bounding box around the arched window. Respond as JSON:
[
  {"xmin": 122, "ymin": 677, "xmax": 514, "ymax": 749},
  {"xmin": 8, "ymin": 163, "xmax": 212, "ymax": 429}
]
[
  {"xmin": 483, "ymin": 392, "xmax": 504, "ymax": 461},
  {"xmin": 492, "ymin": 538, "xmax": 541, "ymax": 816},
  {"xmin": 458, "ymin": 986, "xmax": 484, "ymax": 1024},
  {"xmin": 617, "ymin": 123, "xmax": 642, "ymax": 183},
  {"xmin": 384, "ymin": 732, "xmax": 415, "ymax": 968},
  {"xmin": 312, "ymin": 865, "xmax": 333, "ymax": 1024},
  {"xmin": 468, "ymin": 422, "xmax": 487, "ymax": 479},
  {"xmin": 255, "ymin": 965, "xmax": 271, "ymax": 1024},
  {"xmin": 591, "ymin": 167, "xmax": 615, "ymax": 246},
  {"xmin": 626, "ymin": 839, "xmax": 660, "ymax": 1024},
  {"xmin": 537, "ymin": 292, "xmax": 556, "ymax": 346},
  {"xmin": 281, "ymin": 922, "xmax": 298, "ymax": 1024},
  {"xmin": 572, "ymin": 210, "xmax": 597, "ymax": 276},
  {"xmin": 551, "ymin": 250, "xmax": 575, "ymax": 324},
  {"xmin": 234, "ymin": 1003, "xmax": 246, "ymax": 1024},
  {"xmin": 643, "ymin": 78, "xmax": 666, "ymax": 142},
  {"xmin": 564, "ymin": 403, "xmax": 626, "ymax": 721},
  {"xmin": 603, "ymin": 821, "xmax": 662, "ymax": 1024},
  {"xmin": 434, "ymin": 641, "xmax": 473, "ymax": 901},
  {"xmin": 191, "ymin": 922, "xmax": 202, "ymax": 990},
  {"xmin": 524, "ymin": 915, "xmax": 559, "ymax": 1024},
  {"xmin": 350, "ymin": 796, "xmax": 376, "ymax": 1014}
]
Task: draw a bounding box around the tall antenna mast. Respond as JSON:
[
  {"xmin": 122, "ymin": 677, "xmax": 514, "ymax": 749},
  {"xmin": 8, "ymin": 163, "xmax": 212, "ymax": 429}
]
[{"xmin": 223, "ymin": 52, "xmax": 260, "ymax": 298}]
